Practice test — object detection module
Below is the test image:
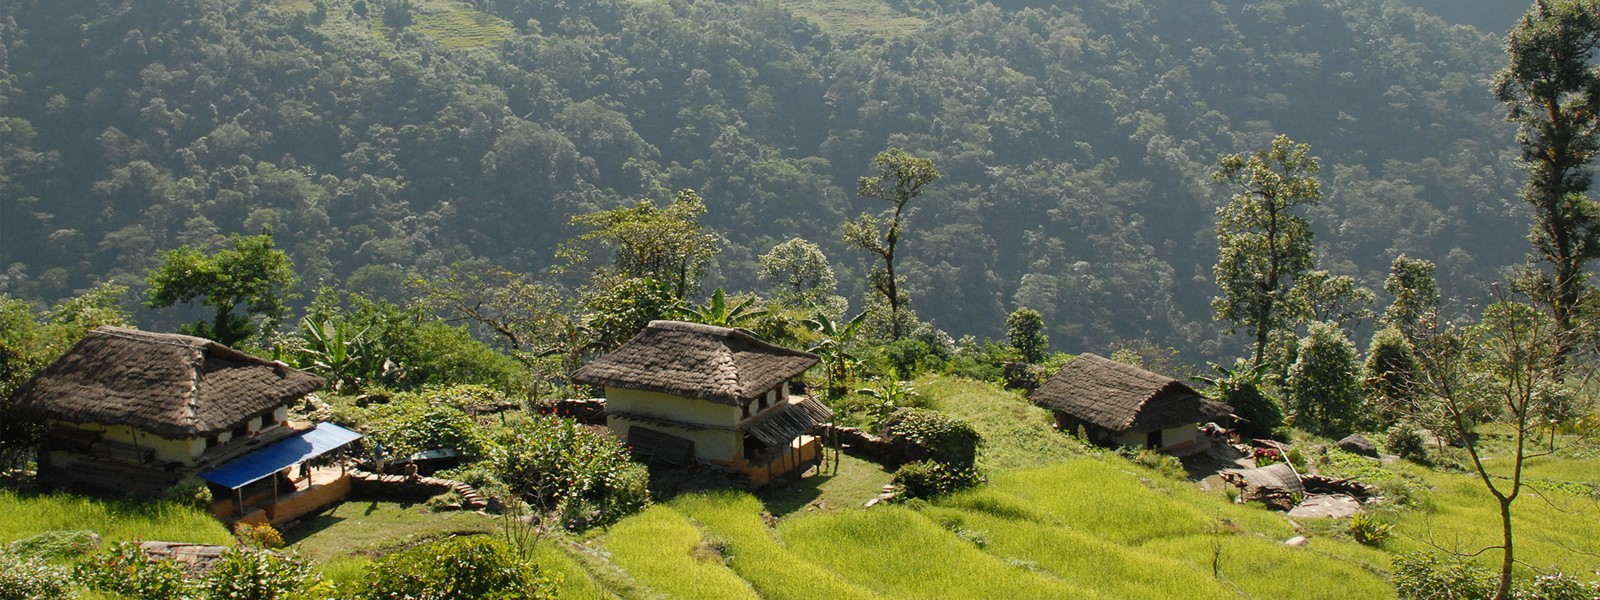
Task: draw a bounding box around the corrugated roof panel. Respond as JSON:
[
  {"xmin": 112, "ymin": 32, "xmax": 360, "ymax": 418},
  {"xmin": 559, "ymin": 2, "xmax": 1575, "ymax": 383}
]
[{"xmin": 197, "ymin": 423, "xmax": 361, "ymax": 489}]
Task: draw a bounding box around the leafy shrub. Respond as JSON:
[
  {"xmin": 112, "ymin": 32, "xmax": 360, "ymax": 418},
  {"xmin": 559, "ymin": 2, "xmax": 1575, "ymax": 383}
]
[
  {"xmin": 1387, "ymin": 423, "xmax": 1430, "ymax": 463},
  {"xmin": 1253, "ymin": 447, "xmax": 1281, "ymax": 466},
  {"xmin": 492, "ymin": 415, "xmax": 649, "ymax": 530},
  {"xmin": 1347, "ymin": 512, "xmax": 1391, "ymax": 547},
  {"xmin": 1522, "ymin": 573, "xmax": 1600, "ymax": 600},
  {"xmin": 1392, "ymin": 552, "xmax": 1495, "ymax": 599},
  {"xmin": 1233, "ymin": 388, "xmax": 1285, "ymax": 438},
  {"xmin": 1391, "ymin": 553, "xmax": 1600, "ymax": 599},
  {"xmin": 167, "ymin": 480, "xmax": 215, "ymax": 509},
  {"xmin": 1286, "ymin": 445, "xmax": 1307, "ymax": 469},
  {"xmin": 366, "ymin": 399, "xmax": 494, "ymax": 461},
  {"xmin": 944, "ymin": 337, "xmax": 1012, "ymax": 382},
  {"xmin": 75, "ymin": 541, "xmax": 192, "ymax": 600},
  {"xmin": 354, "ymin": 535, "xmax": 553, "ymax": 600},
  {"xmin": 893, "ymin": 460, "xmax": 984, "ymax": 500},
  {"xmin": 199, "ymin": 548, "xmax": 318, "ymax": 600},
  {"xmin": 234, "ymin": 522, "xmax": 286, "ymax": 549},
  {"xmin": 0, "ymin": 548, "xmax": 72, "ymax": 600},
  {"xmin": 7, "ymin": 530, "xmax": 100, "ymax": 560},
  {"xmin": 1117, "ymin": 448, "xmax": 1187, "ymax": 479},
  {"xmin": 879, "ymin": 407, "xmax": 982, "ymax": 468}
]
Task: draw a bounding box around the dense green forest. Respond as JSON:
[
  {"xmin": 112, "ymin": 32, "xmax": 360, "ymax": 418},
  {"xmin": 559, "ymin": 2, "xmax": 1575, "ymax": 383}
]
[{"xmin": 0, "ymin": 0, "xmax": 1529, "ymax": 360}]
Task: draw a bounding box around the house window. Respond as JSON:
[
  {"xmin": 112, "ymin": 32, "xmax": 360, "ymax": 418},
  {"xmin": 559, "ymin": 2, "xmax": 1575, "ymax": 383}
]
[{"xmin": 742, "ymin": 400, "xmax": 752, "ymax": 420}]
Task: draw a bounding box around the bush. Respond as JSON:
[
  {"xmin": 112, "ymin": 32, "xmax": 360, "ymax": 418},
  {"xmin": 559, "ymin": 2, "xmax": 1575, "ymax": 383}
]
[
  {"xmin": 492, "ymin": 415, "xmax": 649, "ymax": 530},
  {"xmin": 7, "ymin": 530, "xmax": 100, "ymax": 560},
  {"xmin": 1117, "ymin": 448, "xmax": 1186, "ymax": 479},
  {"xmin": 1387, "ymin": 423, "xmax": 1429, "ymax": 463},
  {"xmin": 0, "ymin": 548, "xmax": 72, "ymax": 600},
  {"xmin": 199, "ymin": 548, "xmax": 319, "ymax": 600},
  {"xmin": 366, "ymin": 399, "xmax": 494, "ymax": 461},
  {"xmin": 1222, "ymin": 383, "xmax": 1284, "ymax": 440},
  {"xmin": 1392, "ymin": 552, "xmax": 1496, "ymax": 599},
  {"xmin": 234, "ymin": 522, "xmax": 286, "ymax": 549},
  {"xmin": 167, "ymin": 480, "xmax": 215, "ymax": 509},
  {"xmin": 1391, "ymin": 552, "xmax": 1600, "ymax": 600},
  {"xmin": 1347, "ymin": 512, "xmax": 1391, "ymax": 547},
  {"xmin": 893, "ymin": 460, "xmax": 984, "ymax": 500},
  {"xmin": 879, "ymin": 407, "xmax": 982, "ymax": 468},
  {"xmin": 355, "ymin": 536, "xmax": 553, "ymax": 600},
  {"xmin": 75, "ymin": 541, "xmax": 192, "ymax": 600}
]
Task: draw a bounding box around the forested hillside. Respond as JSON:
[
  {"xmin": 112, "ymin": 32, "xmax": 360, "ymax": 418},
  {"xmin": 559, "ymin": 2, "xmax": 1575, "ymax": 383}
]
[{"xmin": 0, "ymin": 0, "xmax": 1526, "ymax": 360}]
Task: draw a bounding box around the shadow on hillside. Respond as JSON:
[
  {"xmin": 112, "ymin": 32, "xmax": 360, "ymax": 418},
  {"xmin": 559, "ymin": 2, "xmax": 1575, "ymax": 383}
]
[
  {"xmin": 757, "ymin": 450, "xmax": 894, "ymax": 518},
  {"xmin": 277, "ymin": 502, "xmax": 359, "ymax": 546}
]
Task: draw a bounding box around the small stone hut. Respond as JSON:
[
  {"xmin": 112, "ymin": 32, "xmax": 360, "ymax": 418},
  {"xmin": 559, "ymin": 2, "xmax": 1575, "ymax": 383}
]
[
  {"xmin": 11, "ymin": 327, "xmax": 358, "ymax": 520},
  {"xmin": 572, "ymin": 320, "xmax": 830, "ymax": 486},
  {"xmin": 1030, "ymin": 353, "xmax": 1232, "ymax": 454}
]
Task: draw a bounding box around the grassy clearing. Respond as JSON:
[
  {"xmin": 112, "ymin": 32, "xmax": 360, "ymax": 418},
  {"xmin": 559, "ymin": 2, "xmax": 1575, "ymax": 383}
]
[
  {"xmin": 919, "ymin": 374, "xmax": 1088, "ymax": 471},
  {"xmin": 601, "ymin": 505, "xmax": 761, "ymax": 600},
  {"xmin": 1380, "ymin": 467, "xmax": 1600, "ymax": 574},
  {"xmin": 673, "ymin": 492, "xmax": 880, "ymax": 600},
  {"xmin": 779, "ymin": 505, "xmax": 1106, "ymax": 599},
  {"xmin": 283, "ymin": 500, "xmax": 497, "ymax": 563},
  {"xmin": 0, "ymin": 489, "xmax": 232, "ymax": 545},
  {"xmin": 410, "ymin": 3, "xmax": 513, "ymax": 49},
  {"xmin": 775, "ymin": 0, "xmax": 924, "ymax": 36},
  {"xmin": 983, "ymin": 461, "xmax": 1218, "ymax": 545},
  {"xmin": 1145, "ymin": 534, "xmax": 1393, "ymax": 599},
  {"xmin": 530, "ymin": 540, "xmax": 616, "ymax": 600},
  {"xmin": 755, "ymin": 451, "xmax": 893, "ymax": 516},
  {"xmin": 918, "ymin": 505, "xmax": 1237, "ymax": 599}
]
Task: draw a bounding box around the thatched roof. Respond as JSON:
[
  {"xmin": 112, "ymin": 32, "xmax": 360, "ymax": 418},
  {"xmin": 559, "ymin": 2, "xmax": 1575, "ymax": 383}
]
[
  {"xmin": 10, "ymin": 327, "xmax": 323, "ymax": 438},
  {"xmin": 1029, "ymin": 353, "xmax": 1232, "ymax": 433},
  {"xmin": 572, "ymin": 320, "xmax": 818, "ymax": 405}
]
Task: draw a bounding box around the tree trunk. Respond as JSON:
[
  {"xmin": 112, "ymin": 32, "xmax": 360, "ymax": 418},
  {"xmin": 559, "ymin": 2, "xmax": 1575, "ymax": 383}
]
[{"xmin": 1494, "ymin": 496, "xmax": 1514, "ymax": 600}]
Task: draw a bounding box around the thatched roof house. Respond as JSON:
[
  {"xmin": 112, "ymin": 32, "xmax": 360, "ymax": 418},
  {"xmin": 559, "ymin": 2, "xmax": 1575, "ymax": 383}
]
[
  {"xmin": 573, "ymin": 320, "xmax": 818, "ymax": 405},
  {"xmin": 13, "ymin": 327, "xmax": 323, "ymax": 439},
  {"xmin": 11, "ymin": 326, "xmax": 350, "ymax": 502},
  {"xmin": 1030, "ymin": 353, "xmax": 1231, "ymax": 453},
  {"xmin": 573, "ymin": 320, "xmax": 828, "ymax": 486}
]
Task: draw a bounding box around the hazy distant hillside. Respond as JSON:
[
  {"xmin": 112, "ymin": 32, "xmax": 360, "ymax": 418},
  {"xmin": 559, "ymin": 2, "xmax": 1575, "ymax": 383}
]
[
  {"xmin": 1402, "ymin": 0, "xmax": 1526, "ymax": 33},
  {"xmin": 0, "ymin": 0, "xmax": 1526, "ymax": 359}
]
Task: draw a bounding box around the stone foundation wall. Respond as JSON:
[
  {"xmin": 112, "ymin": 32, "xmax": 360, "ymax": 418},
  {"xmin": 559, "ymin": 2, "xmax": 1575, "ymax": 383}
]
[
  {"xmin": 543, "ymin": 398, "xmax": 607, "ymax": 424},
  {"xmin": 347, "ymin": 468, "xmax": 488, "ymax": 510}
]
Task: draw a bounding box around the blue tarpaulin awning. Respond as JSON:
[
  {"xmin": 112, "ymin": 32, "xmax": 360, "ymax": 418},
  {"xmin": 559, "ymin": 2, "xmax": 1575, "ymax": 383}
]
[{"xmin": 198, "ymin": 423, "xmax": 362, "ymax": 489}]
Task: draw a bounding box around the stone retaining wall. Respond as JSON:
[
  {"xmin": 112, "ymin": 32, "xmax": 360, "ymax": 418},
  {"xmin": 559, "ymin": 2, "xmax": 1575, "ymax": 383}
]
[
  {"xmin": 543, "ymin": 398, "xmax": 607, "ymax": 424},
  {"xmin": 816, "ymin": 424, "xmax": 896, "ymax": 461},
  {"xmin": 347, "ymin": 468, "xmax": 488, "ymax": 510}
]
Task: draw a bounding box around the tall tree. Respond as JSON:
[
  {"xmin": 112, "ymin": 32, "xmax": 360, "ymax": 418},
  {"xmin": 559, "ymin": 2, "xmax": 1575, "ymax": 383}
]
[
  {"xmin": 1287, "ymin": 320, "xmax": 1364, "ymax": 437},
  {"xmin": 1381, "ymin": 255, "xmax": 1441, "ymax": 346},
  {"xmin": 1005, "ymin": 307, "xmax": 1049, "ymax": 364},
  {"xmin": 1493, "ymin": 0, "xmax": 1600, "ymax": 357},
  {"xmin": 408, "ymin": 262, "xmax": 571, "ymax": 361},
  {"xmin": 758, "ymin": 237, "xmax": 838, "ymax": 309},
  {"xmin": 1287, "ymin": 270, "xmax": 1376, "ymax": 333},
  {"xmin": 146, "ymin": 232, "xmax": 297, "ymax": 347},
  {"xmin": 1212, "ymin": 135, "xmax": 1323, "ymax": 366},
  {"xmin": 843, "ymin": 148, "xmax": 939, "ymax": 341},
  {"xmin": 558, "ymin": 189, "xmax": 719, "ymax": 301}
]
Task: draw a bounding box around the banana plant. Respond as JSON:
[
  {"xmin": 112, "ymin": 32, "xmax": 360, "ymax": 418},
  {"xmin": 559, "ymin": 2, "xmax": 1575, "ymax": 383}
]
[
  {"xmin": 671, "ymin": 288, "xmax": 769, "ymax": 332},
  {"xmin": 300, "ymin": 316, "xmax": 377, "ymax": 393},
  {"xmin": 805, "ymin": 311, "xmax": 867, "ymax": 398}
]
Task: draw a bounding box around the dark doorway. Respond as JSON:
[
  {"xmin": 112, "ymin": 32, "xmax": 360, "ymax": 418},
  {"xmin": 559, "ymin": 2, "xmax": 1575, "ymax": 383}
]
[{"xmin": 1146, "ymin": 430, "xmax": 1162, "ymax": 450}]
